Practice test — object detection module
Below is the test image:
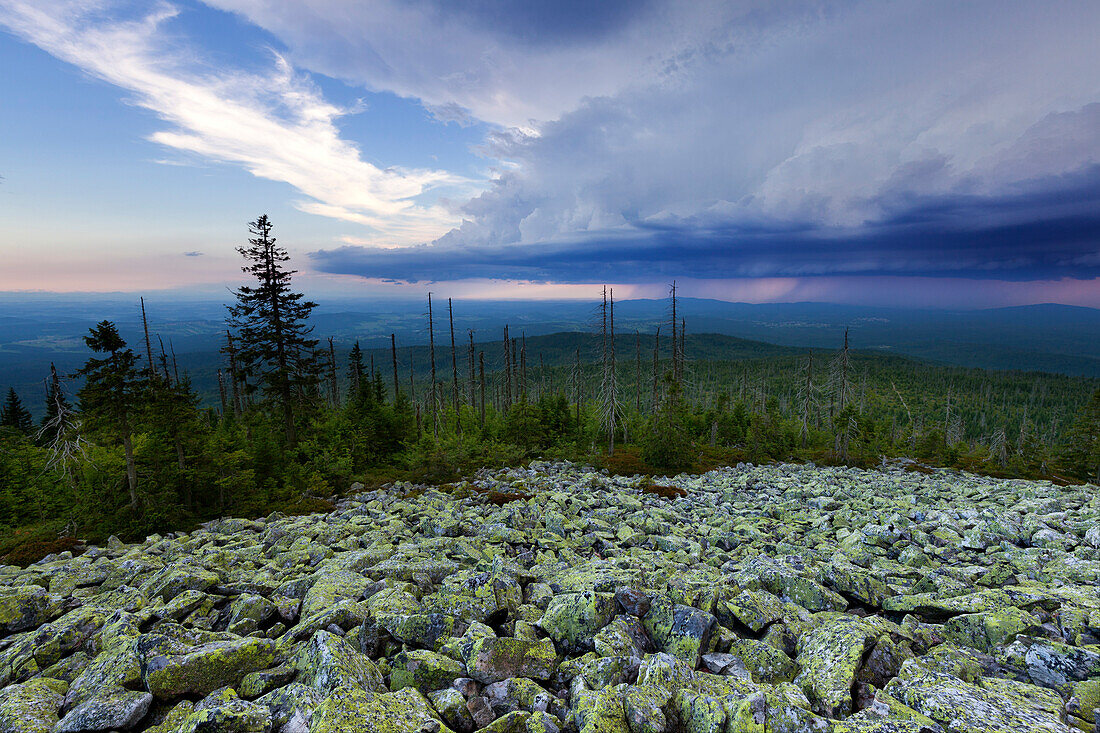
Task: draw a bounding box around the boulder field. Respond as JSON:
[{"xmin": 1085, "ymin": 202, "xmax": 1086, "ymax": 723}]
[{"xmin": 2, "ymin": 460, "xmax": 1100, "ymax": 733}]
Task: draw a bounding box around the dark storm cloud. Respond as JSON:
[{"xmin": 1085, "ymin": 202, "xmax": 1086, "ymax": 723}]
[
  {"xmin": 207, "ymin": 0, "xmax": 1100, "ymax": 292},
  {"xmin": 310, "ymin": 165, "xmax": 1100, "ymax": 283}
]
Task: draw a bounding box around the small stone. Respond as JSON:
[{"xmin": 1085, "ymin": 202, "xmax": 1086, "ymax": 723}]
[{"xmin": 468, "ymin": 695, "xmax": 496, "ymax": 728}]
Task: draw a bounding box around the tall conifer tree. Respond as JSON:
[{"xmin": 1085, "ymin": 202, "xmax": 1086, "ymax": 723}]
[
  {"xmin": 77, "ymin": 320, "xmax": 142, "ymax": 508},
  {"xmin": 0, "ymin": 388, "xmax": 32, "ymax": 434},
  {"xmin": 227, "ymin": 215, "xmax": 318, "ymax": 446}
]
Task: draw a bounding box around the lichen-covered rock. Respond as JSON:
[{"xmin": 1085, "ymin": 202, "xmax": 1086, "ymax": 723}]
[
  {"xmin": 143, "ymin": 566, "xmax": 221, "ymax": 602},
  {"xmin": 1018, "ymin": 637, "xmax": 1100, "ymax": 688},
  {"xmin": 256, "ymin": 682, "xmax": 323, "ymax": 733},
  {"xmin": 385, "ymin": 612, "xmax": 456, "ymax": 649},
  {"xmin": 308, "ymin": 686, "xmax": 449, "ymax": 733},
  {"xmin": 301, "ymin": 572, "xmax": 373, "ymax": 620},
  {"xmin": 66, "ymin": 641, "xmax": 144, "ymax": 708},
  {"xmin": 718, "ymin": 590, "xmax": 795, "ymax": 633},
  {"xmin": 178, "ymin": 688, "xmax": 272, "ymax": 733},
  {"xmin": 794, "ymin": 613, "xmax": 881, "ymax": 717},
  {"xmin": 151, "ymin": 589, "xmax": 211, "ymax": 621},
  {"xmin": 466, "ymin": 637, "xmax": 558, "ymax": 684},
  {"xmin": 228, "ymin": 593, "xmax": 278, "ymax": 635},
  {"xmin": 0, "ymin": 677, "xmax": 66, "ymax": 733},
  {"xmin": 139, "ymin": 630, "xmax": 277, "ymax": 698},
  {"xmin": 725, "ymin": 638, "xmax": 799, "ymax": 683},
  {"xmin": 239, "ymin": 666, "xmax": 297, "ymax": 699},
  {"xmin": 885, "ymin": 659, "xmax": 1072, "ymax": 733},
  {"xmin": 3, "ymin": 461, "xmax": 1100, "ymax": 733},
  {"xmin": 291, "ymin": 629, "xmax": 384, "ymax": 694},
  {"xmin": 593, "ymin": 615, "xmax": 649, "ymax": 658},
  {"xmin": 483, "ymin": 677, "xmax": 551, "ymax": 715},
  {"xmin": 942, "ymin": 607, "xmax": 1039, "ymax": 652},
  {"xmin": 0, "ymin": 586, "xmax": 63, "ymax": 633},
  {"xmin": 637, "ymin": 652, "xmax": 695, "ymax": 693},
  {"xmin": 825, "ymin": 563, "xmax": 894, "ymax": 608},
  {"xmin": 573, "ymin": 686, "xmax": 630, "ymax": 733},
  {"xmin": 642, "ymin": 596, "xmax": 716, "ymax": 668},
  {"xmin": 621, "ymin": 684, "xmax": 669, "ymax": 733},
  {"xmin": 54, "ymin": 687, "xmax": 153, "ymax": 732},
  {"xmin": 390, "ymin": 649, "xmax": 466, "ymax": 692},
  {"xmin": 429, "ymin": 687, "xmax": 475, "ymax": 732},
  {"xmin": 145, "ymin": 701, "xmax": 195, "ymax": 733},
  {"xmin": 540, "ymin": 591, "xmax": 616, "ymax": 654}
]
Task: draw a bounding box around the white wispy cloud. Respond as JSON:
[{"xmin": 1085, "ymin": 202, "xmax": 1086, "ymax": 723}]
[{"xmin": 0, "ymin": 0, "xmax": 475, "ymax": 244}]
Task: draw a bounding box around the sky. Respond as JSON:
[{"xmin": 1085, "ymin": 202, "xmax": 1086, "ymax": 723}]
[{"xmin": 1, "ymin": 0, "xmax": 1099, "ymax": 308}]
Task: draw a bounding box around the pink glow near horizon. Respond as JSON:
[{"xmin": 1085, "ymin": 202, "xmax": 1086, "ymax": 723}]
[{"xmin": 2, "ymin": 266, "xmax": 1097, "ymax": 309}]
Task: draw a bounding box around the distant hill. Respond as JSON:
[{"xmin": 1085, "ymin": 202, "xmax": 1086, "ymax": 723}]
[{"xmin": 2, "ymin": 293, "xmax": 1098, "ymax": 417}]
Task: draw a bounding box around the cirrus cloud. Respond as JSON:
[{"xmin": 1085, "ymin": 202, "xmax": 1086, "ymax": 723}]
[{"xmin": 0, "ymin": 0, "xmax": 477, "ymax": 244}]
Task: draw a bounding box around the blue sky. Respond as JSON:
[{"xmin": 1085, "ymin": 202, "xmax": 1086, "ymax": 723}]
[{"xmin": 1, "ymin": 0, "xmax": 1099, "ymax": 307}]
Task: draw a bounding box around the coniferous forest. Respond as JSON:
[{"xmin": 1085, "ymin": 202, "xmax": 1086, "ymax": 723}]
[{"xmin": 1, "ymin": 216, "xmax": 1098, "ymax": 564}]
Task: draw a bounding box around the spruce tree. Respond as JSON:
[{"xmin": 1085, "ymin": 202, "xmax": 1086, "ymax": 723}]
[
  {"xmin": 77, "ymin": 320, "xmax": 142, "ymax": 509},
  {"xmin": 227, "ymin": 215, "xmax": 318, "ymax": 447},
  {"xmin": 0, "ymin": 388, "xmax": 32, "ymax": 434}
]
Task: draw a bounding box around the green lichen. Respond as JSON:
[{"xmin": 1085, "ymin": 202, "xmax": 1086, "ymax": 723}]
[
  {"xmin": 309, "ymin": 686, "xmax": 453, "ymax": 733},
  {"xmin": 466, "ymin": 636, "xmax": 559, "ymax": 683},
  {"xmin": 389, "ymin": 649, "xmax": 465, "ymax": 692}
]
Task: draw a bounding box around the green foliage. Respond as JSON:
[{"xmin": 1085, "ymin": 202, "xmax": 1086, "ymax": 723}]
[
  {"xmin": 1, "ymin": 388, "xmax": 33, "ymax": 434},
  {"xmin": 77, "ymin": 321, "xmax": 142, "ymax": 437},
  {"xmin": 1059, "ymin": 389, "xmax": 1100, "ymax": 482},
  {"xmin": 501, "ymin": 393, "xmax": 575, "ymax": 452},
  {"xmin": 8, "ymin": 244, "xmax": 1100, "ymax": 567},
  {"xmin": 641, "ymin": 375, "xmax": 695, "ymax": 471}
]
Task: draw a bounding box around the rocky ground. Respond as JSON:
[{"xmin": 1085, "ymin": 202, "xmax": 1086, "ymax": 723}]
[{"xmin": 2, "ymin": 461, "xmax": 1100, "ymax": 733}]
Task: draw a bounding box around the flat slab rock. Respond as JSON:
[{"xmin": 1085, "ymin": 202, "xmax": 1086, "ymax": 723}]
[{"xmin": 0, "ymin": 460, "xmax": 1097, "ymax": 733}]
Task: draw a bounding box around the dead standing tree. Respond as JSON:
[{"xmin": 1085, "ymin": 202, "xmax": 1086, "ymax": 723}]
[
  {"xmin": 829, "ymin": 328, "xmax": 857, "ymax": 458},
  {"xmin": 597, "ymin": 287, "xmax": 622, "ymax": 455},
  {"xmin": 448, "ymin": 298, "xmax": 461, "ymax": 435},
  {"xmin": 797, "ymin": 351, "xmax": 820, "ymax": 448},
  {"xmin": 427, "ymin": 293, "xmax": 438, "ymax": 439}
]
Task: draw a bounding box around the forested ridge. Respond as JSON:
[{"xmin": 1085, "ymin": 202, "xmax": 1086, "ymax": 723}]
[{"xmin": 2, "ymin": 217, "xmax": 1098, "ymax": 564}]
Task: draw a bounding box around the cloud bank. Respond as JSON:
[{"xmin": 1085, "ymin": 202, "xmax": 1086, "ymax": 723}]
[
  {"xmin": 5, "ymin": 0, "xmax": 1099, "ymax": 291},
  {"xmin": 212, "ymin": 0, "xmax": 1099, "ymax": 283}
]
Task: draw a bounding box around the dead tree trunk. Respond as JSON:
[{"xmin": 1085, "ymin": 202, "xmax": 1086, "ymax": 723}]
[
  {"xmin": 140, "ymin": 297, "xmax": 155, "ymax": 380},
  {"xmin": 217, "ymin": 369, "xmax": 228, "ymax": 415},
  {"xmin": 328, "ymin": 336, "xmax": 338, "ymax": 407},
  {"xmin": 520, "ymin": 334, "xmax": 528, "ymax": 402},
  {"xmin": 503, "ymin": 326, "xmax": 513, "ymax": 412},
  {"xmin": 391, "ymin": 334, "xmax": 399, "ymax": 403},
  {"xmin": 468, "ymin": 330, "xmax": 476, "ymax": 409},
  {"xmin": 448, "ymin": 298, "xmax": 460, "ymax": 435},
  {"xmin": 479, "ymin": 351, "xmax": 486, "ymax": 428},
  {"xmin": 428, "ymin": 293, "xmax": 438, "ymax": 438},
  {"xmin": 225, "ymin": 330, "xmax": 243, "ymax": 418},
  {"xmin": 800, "ymin": 352, "xmax": 814, "ymax": 448},
  {"xmin": 652, "ymin": 326, "xmax": 661, "ymax": 413}
]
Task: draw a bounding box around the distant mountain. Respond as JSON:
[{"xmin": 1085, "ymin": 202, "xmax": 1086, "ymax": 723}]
[{"xmin": 1, "ymin": 293, "xmax": 1098, "ymax": 416}]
